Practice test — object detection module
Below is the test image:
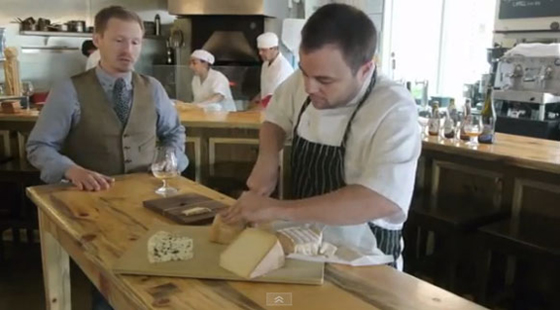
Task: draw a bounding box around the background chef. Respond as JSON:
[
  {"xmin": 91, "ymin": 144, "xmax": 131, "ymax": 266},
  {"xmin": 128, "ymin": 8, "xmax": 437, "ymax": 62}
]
[
  {"xmin": 189, "ymin": 49, "xmax": 236, "ymax": 112},
  {"xmin": 252, "ymin": 32, "xmax": 294, "ymax": 108}
]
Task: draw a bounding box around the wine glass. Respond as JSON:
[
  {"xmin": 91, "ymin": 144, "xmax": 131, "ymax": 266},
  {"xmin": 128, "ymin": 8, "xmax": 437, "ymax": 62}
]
[
  {"xmin": 462, "ymin": 115, "xmax": 483, "ymax": 148},
  {"xmin": 151, "ymin": 146, "xmax": 179, "ymax": 196},
  {"xmin": 22, "ymin": 81, "xmax": 34, "ymax": 111}
]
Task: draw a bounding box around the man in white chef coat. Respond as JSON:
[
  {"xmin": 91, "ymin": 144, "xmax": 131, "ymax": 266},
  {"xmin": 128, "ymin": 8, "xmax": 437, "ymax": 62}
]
[
  {"xmin": 252, "ymin": 32, "xmax": 294, "ymax": 108},
  {"xmin": 189, "ymin": 49, "xmax": 236, "ymax": 112},
  {"xmin": 223, "ymin": 3, "xmax": 421, "ymax": 270},
  {"xmin": 82, "ymin": 40, "xmax": 101, "ymax": 71}
]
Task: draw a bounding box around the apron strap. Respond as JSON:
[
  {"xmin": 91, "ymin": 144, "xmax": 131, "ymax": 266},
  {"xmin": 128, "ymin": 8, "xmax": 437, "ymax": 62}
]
[
  {"xmin": 293, "ymin": 97, "xmax": 312, "ymax": 138},
  {"xmin": 293, "ymin": 68, "xmax": 377, "ymax": 145},
  {"xmin": 341, "ymin": 69, "xmax": 377, "ymax": 148}
]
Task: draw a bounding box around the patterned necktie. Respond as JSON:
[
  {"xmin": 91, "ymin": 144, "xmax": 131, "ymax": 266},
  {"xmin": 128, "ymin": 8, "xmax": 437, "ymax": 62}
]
[{"xmin": 113, "ymin": 78, "xmax": 130, "ymax": 125}]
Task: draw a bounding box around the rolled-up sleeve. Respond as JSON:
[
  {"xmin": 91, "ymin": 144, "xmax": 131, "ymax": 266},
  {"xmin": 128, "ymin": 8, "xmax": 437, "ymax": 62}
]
[
  {"xmin": 26, "ymin": 80, "xmax": 79, "ymax": 183},
  {"xmin": 150, "ymin": 77, "xmax": 189, "ymax": 172},
  {"xmin": 353, "ymin": 101, "xmax": 421, "ymax": 224}
]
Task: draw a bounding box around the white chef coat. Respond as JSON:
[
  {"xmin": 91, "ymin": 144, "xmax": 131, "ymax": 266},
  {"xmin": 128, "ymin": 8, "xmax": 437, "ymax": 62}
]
[
  {"xmin": 261, "ymin": 52, "xmax": 294, "ymax": 98},
  {"xmin": 191, "ymin": 68, "xmax": 236, "ymax": 112},
  {"xmin": 85, "ymin": 50, "xmax": 100, "ymax": 71},
  {"xmin": 265, "ymin": 69, "xmax": 421, "ymax": 231}
]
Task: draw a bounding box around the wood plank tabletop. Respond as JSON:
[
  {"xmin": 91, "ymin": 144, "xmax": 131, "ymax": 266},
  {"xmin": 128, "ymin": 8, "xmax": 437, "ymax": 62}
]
[{"xmin": 27, "ymin": 173, "xmax": 486, "ymax": 310}]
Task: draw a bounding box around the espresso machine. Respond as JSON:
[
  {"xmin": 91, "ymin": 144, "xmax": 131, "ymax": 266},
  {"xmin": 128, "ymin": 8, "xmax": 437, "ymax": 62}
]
[{"xmin": 492, "ymin": 43, "xmax": 560, "ymax": 140}]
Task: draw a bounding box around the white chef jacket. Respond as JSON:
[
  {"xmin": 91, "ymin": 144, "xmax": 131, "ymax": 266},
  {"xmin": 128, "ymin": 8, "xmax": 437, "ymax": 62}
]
[
  {"xmin": 261, "ymin": 52, "xmax": 294, "ymax": 98},
  {"xmin": 85, "ymin": 50, "xmax": 100, "ymax": 71},
  {"xmin": 265, "ymin": 69, "xmax": 421, "ymax": 231},
  {"xmin": 192, "ymin": 68, "xmax": 236, "ymax": 112}
]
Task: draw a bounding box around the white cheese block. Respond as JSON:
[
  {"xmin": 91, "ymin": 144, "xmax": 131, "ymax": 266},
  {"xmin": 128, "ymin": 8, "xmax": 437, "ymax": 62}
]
[
  {"xmin": 276, "ymin": 226, "xmax": 322, "ymax": 256},
  {"xmin": 219, "ymin": 228, "xmax": 285, "ymax": 279},
  {"xmin": 181, "ymin": 207, "xmax": 212, "ymax": 217},
  {"xmin": 319, "ymin": 242, "xmax": 338, "ymax": 258},
  {"xmin": 147, "ymin": 231, "xmax": 194, "ymax": 263}
]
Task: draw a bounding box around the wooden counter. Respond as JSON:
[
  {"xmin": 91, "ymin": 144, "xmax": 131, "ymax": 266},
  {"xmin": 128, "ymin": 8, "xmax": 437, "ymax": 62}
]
[
  {"xmin": 422, "ymin": 133, "xmax": 560, "ymax": 175},
  {"xmin": 27, "ymin": 173, "xmax": 485, "ymax": 310},
  {"xmin": 3, "ymin": 109, "xmax": 560, "ymax": 213},
  {"xmin": 0, "ymin": 109, "xmax": 265, "ymax": 188},
  {"xmin": 0, "ymin": 109, "xmax": 264, "ymax": 129},
  {"xmin": 177, "ymin": 109, "xmax": 264, "ymax": 129},
  {"xmin": 3, "ymin": 110, "xmax": 560, "ymax": 174},
  {"xmin": 418, "ymin": 133, "xmax": 560, "ymax": 226}
]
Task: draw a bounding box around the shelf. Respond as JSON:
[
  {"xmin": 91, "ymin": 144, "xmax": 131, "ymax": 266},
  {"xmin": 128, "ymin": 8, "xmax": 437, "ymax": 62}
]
[
  {"xmin": 494, "ymin": 29, "xmax": 560, "ymax": 34},
  {"xmin": 19, "ymin": 30, "xmax": 166, "ymax": 40},
  {"xmin": 21, "ymin": 46, "xmax": 79, "ymax": 54}
]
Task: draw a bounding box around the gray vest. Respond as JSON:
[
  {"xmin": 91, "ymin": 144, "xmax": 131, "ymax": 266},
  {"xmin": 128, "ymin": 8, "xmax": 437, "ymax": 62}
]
[{"xmin": 63, "ymin": 69, "xmax": 157, "ymax": 176}]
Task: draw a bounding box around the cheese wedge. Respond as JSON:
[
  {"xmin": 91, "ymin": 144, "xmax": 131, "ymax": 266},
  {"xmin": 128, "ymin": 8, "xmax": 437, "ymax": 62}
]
[
  {"xmin": 209, "ymin": 214, "xmax": 245, "ymax": 244},
  {"xmin": 147, "ymin": 231, "xmax": 194, "ymax": 263},
  {"xmin": 181, "ymin": 207, "xmax": 212, "ymax": 217},
  {"xmin": 219, "ymin": 228, "xmax": 285, "ymax": 279},
  {"xmin": 276, "ymin": 226, "xmax": 323, "ymax": 256}
]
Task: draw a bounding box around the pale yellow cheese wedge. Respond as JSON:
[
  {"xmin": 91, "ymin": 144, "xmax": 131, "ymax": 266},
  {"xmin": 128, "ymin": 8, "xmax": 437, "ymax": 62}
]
[{"xmin": 219, "ymin": 228, "xmax": 285, "ymax": 279}]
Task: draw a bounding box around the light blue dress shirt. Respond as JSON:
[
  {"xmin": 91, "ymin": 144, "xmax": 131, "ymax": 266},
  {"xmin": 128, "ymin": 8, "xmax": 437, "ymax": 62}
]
[{"xmin": 27, "ymin": 66, "xmax": 188, "ymax": 183}]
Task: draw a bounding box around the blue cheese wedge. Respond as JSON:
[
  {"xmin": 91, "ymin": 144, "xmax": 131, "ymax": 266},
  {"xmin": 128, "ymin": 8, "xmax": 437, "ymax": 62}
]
[{"xmin": 147, "ymin": 231, "xmax": 194, "ymax": 263}]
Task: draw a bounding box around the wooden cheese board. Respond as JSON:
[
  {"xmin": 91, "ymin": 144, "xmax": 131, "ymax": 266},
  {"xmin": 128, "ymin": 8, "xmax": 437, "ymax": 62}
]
[
  {"xmin": 143, "ymin": 193, "xmax": 228, "ymax": 225},
  {"xmin": 113, "ymin": 225, "xmax": 324, "ymax": 285}
]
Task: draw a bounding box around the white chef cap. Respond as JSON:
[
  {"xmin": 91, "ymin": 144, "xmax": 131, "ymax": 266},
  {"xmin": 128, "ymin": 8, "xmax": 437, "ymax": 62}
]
[
  {"xmin": 191, "ymin": 49, "xmax": 215, "ymax": 65},
  {"xmin": 257, "ymin": 32, "xmax": 279, "ymax": 49}
]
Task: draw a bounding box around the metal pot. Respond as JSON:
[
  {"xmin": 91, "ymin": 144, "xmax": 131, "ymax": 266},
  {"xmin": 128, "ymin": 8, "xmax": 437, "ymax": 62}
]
[{"xmin": 67, "ymin": 20, "xmax": 85, "ymax": 32}]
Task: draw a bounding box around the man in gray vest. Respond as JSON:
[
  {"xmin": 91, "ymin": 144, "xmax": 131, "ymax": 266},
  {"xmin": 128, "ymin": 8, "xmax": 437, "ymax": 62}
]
[{"xmin": 27, "ymin": 6, "xmax": 188, "ymax": 192}]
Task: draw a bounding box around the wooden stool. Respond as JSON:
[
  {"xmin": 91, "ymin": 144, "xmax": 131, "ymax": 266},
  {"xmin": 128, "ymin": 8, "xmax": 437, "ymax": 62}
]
[
  {"xmin": 0, "ymin": 158, "xmax": 41, "ymax": 260},
  {"xmin": 405, "ymin": 195, "xmax": 508, "ymax": 292},
  {"xmin": 476, "ymin": 217, "xmax": 560, "ymax": 308}
]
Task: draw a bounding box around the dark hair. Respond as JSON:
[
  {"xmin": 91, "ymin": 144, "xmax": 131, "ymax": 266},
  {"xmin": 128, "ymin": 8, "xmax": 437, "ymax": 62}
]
[
  {"xmin": 81, "ymin": 40, "xmax": 96, "ymax": 57},
  {"xmin": 301, "ymin": 3, "xmax": 377, "ymax": 74},
  {"xmin": 94, "ymin": 6, "xmax": 144, "ymax": 35}
]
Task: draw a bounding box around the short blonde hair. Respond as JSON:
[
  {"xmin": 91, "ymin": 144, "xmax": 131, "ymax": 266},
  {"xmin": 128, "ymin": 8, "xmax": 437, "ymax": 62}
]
[{"xmin": 94, "ymin": 6, "xmax": 144, "ymax": 34}]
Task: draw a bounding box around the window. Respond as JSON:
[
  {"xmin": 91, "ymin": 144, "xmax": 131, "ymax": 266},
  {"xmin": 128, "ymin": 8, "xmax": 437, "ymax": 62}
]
[{"xmin": 383, "ymin": 0, "xmax": 496, "ymax": 102}]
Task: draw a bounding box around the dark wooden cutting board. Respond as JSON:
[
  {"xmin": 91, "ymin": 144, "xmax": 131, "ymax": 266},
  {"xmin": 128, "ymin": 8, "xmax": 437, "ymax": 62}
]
[{"xmin": 143, "ymin": 193, "xmax": 228, "ymax": 225}]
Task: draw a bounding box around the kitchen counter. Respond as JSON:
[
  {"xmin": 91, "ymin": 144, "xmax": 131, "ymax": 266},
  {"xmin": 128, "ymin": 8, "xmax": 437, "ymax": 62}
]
[{"xmin": 26, "ymin": 173, "xmax": 486, "ymax": 310}]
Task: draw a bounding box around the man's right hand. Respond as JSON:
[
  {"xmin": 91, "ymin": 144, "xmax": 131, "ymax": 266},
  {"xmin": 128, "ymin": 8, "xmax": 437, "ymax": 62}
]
[
  {"xmin": 246, "ymin": 156, "xmax": 279, "ymax": 197},
  {"xmin": 64, "ymin": 165, "xmax": 114, "ymax": 191}
]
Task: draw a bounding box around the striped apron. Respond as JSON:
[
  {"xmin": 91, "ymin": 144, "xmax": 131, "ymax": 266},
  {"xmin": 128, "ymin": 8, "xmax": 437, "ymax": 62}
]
[{"xmin": 290, "ymin": 71, "xmax": 402, "ymax": 268}]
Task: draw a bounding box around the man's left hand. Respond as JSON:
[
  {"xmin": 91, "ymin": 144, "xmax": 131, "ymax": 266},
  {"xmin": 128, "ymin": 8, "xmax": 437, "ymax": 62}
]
[{"xmin": 221, "ymin": 191, "xmax": 283, "ymax": 225}]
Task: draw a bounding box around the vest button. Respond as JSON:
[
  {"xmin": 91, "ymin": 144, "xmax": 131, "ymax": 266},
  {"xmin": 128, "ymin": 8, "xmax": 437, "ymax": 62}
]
[
  {"xmin": 124, "ymin": 146, "xmax": 131, "ymax": 150},
  {"xmin": 125, "ymin": 159, "xmax": 132, "ymax": 163},
  {"xmin": 123, "ymin": 134, "xmax": 129, "ymax": 138}
]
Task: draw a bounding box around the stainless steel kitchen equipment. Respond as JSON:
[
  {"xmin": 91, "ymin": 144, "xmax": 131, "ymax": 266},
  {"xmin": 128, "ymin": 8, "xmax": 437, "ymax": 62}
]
[
  {"xmin": 164, "ymin": 0, "xmax": 289, "ymax": 102},
  {"xmin": 493, "ymin": 44, "xmax": 560, "ymax": 140}
]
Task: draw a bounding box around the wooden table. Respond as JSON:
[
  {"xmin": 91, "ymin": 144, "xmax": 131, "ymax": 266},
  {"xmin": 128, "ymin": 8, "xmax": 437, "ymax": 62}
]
[{"xmin": 27, "ymin": 173, "xmax": 485, "ymax": 310}]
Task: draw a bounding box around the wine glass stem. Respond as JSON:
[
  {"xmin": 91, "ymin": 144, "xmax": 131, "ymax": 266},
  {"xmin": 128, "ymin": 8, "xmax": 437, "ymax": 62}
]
[{"xmin": 162, "ymin": 179, "xmax": 168, "ymax": 190}]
